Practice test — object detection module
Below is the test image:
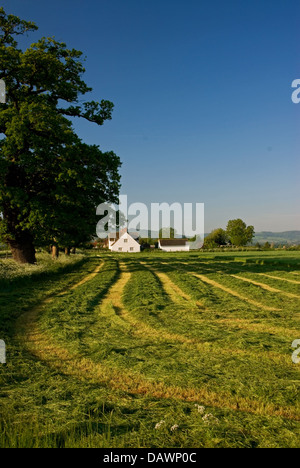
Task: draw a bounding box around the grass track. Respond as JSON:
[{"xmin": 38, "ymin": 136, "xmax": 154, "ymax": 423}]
[
  {"xmin": 258, "ymin": 273, "xmax": 300, "ymax": 285},
  {"xmin": 1, "ymin": 251, "xmax": 300, "ymax": 447},
  {"xmin": 140, "ymin": 261, "xmax": 204, "ymax": 309},
  {"xmin": 192, "ymin": 272, "xmax": 281, "ymax": 311},
  {"xmin": 15, "ymin": 280, "xmax": 300, "ymax": 422},
  {"xmin": 230, "ymin": 274, "xmax": 300, "ymax": 299},
  {"xmin": 136, "ymin": 261, "xmax": 295, "ymax": 364}
]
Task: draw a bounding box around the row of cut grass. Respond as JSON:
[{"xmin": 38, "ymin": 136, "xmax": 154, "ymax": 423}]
[
  {"xmin": 1, "ymin": 251, "xmax": 299, "ymax": 447},
  {"xmin": 16, "ymin": 256, "xmax": 299, "ymax": 417}
]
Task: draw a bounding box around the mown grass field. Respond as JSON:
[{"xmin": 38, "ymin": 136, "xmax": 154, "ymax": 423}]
[{"xmin": 0, "ymin": 250, "xmax": 299, "ymax": 447}]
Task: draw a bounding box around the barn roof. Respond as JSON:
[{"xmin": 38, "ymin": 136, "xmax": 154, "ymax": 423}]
[{"xmin": 159, "ymin": 239, "xmax": 188, "ymax": 246}]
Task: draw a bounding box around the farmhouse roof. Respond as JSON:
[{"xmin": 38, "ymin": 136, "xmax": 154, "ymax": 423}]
[{"xmin": 108, "ymin": 229, "xmax": 139, "ymax": 240}]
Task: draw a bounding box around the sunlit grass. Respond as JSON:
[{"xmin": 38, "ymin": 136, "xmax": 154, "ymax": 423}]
[{"xmin": 0, "ymin": 250, "xmax": 299, "ymax": 447}]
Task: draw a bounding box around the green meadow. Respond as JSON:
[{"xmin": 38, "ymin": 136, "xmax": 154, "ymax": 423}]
[{"xmin": 0, "ymin": 250, "xmax": 299, "ymax": 448}]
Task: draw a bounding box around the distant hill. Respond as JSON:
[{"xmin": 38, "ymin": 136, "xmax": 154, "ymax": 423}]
[
  {"xmin": 252, "ymin": 231, "xmax": 300, "ymax": 246},
  {"xmin": 94, "ymin": 229, "xmax": 300, "ymax": 246}
]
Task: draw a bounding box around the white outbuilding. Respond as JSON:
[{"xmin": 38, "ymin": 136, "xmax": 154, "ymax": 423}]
[
  {"xmin": 109, "ymin": 231, "xmax": 141, "ymax": 253},
  {"xmin": 158, "ymin": 239, "xmax": 190, "ymax": 252}
]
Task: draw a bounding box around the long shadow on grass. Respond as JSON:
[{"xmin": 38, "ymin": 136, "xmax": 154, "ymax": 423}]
[
  {"xmin": 122, "ymin": 255, "xmax": 300, "ymax": 316},
  {"xmin": 0, "ymin": 257, "xmax": 93, "ymax": 337},
  {"xmin": 43, "ymin": 261, "xmax": 121, "ymax": 332},
  {"xmin": 0, "ymin": 257, "xmax": 90, "ymax": 292}
]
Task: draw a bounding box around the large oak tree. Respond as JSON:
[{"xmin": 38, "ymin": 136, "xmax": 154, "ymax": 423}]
[{"xmin": 0, "ymin": 8, "xmax": 121, "ymax": 263}]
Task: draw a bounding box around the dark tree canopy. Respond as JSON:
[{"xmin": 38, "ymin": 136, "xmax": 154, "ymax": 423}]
[
  {"xmin": 0, "ymin": 8, "xmax": 121, "ymax": 263},
  {"xmin": 203, "ymin": 228, "xmax": 228, "ymax": 248}
]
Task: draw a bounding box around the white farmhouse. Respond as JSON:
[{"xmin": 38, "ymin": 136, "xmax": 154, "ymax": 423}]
[
  {"xmin": 109, "ymin": 231, "xmax": 141, "ymax": 253},
  {"xmin": 158, "ymin": 239, "xmax": 190, "ymax": 252}
]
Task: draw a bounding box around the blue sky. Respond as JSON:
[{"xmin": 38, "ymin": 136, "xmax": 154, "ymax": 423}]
[{"xmin": 2, "ymin": 0, "xmax": 300, "ymax": 232}]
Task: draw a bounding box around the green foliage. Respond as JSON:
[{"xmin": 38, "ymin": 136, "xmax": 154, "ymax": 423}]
[
  {"xmin": 226, "ymin": 219, "xmax": 254, "ymax": 246},
  {"xmin": 0, "ymin": 7, "xmax": 38, "ymax": 46},
  {"xmin": 0, "ymin": 8, "xmax": 121, "ymax": 260},
  {"xmin": 204, "ymin": 228, "xmax": 228, "ymax": 248}
]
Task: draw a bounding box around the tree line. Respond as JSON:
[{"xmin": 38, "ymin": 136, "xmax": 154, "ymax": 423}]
[{"xmin": 203, "ymin": 219, "xmax": 254, "ymax": 248}]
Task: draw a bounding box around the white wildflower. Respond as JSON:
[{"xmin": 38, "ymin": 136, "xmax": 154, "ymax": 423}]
[
  {"xmin": 202, "ymin": 413, "xmax": 219, "ymax": 424},
  {"xmin": 194, "ymin": 404, "xmax": 205, "ymax": 414},
  {"xmin": 170, "ymin": 424, "xmax": 179, "ymax": 432},
  {"xmin": 155, "ymin": 420, "xmax": 165, "ymax": 430}
]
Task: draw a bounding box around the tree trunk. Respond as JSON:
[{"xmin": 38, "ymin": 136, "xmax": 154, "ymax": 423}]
[
  {"xmin": 71, "ymin": 247, "xmax": 76, "ymax": 254},
  {"xmin": 51, "ymin": 245, "xmax": 59, "ymax": 259},
  {"xmin": 65, "ymin": 247, "xmax": 71, "ymax": 256},
  {"xmin": 8, "ymin": 233, "xmax": 36, "ymax": 264}
]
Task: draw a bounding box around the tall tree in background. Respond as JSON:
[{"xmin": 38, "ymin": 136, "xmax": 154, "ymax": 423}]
[
  {"xmin": 0, "ymin": 8, "xmax": 121, "ymax": 263},
  {"xmin": 226, "ymin": 219, "xmax": 254, "ymax": 246}
]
